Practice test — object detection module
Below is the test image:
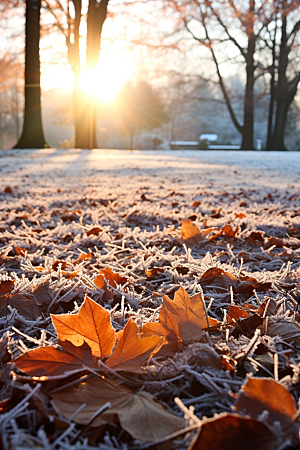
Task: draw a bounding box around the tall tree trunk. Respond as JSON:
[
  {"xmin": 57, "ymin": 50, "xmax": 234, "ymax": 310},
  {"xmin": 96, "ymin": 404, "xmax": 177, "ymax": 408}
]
[
  {"xmin": 271, "ymin": 9, "xmax": 300, "ymax": 151},
  {"xmin": 241, "ymin": 1, "xmax": 255, "ymax": 150},
  {"xmin": 83, "ymin": 0, "xmax": 109, "ymax": 149},
  {"xmin": 68, "ymin": 0, "xmax": 93, "ymax": 148},
  {"xmin": 241, "ymin": 60, "xmax": 255, "ymax": 149},
  {"xmin": 14, "ymin": 0, "xmax": 48, "ymax": 149},
  {"xmin": 266, "ymin": 34, "xmax": 276, "ymax": 150},
  {"xmin": 273, "ymin": 73, "xmax": 300, "ymax": 150}
]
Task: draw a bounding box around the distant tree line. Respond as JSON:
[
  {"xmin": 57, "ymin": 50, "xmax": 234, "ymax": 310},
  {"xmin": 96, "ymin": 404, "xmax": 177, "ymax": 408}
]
[
  {"xmin": 165, "ymin": 0, "xmax": 300, "ymax": 150},
  {"xmin": 1, "ymin": 0, "xmax": 300, "ymax": 150}
]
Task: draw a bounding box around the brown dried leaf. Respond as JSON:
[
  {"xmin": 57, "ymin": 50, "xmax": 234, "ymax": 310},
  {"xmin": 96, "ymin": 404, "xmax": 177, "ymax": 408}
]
[
  {"xmin": 233, "ymin": 377, "xmax": 298, "ymax": 439},
  {"xmin": 33, "ymin": 281, "xmax": 54, "ymax": 312},
  {"xmin": 14, "ymin": 341, "xmax": 98, "ymax": 379},
  {"xmin": 0, "ymin": 280, "xmax": 14, "ymax": 295},
  {"xmin": 265, "ymin": 237, "xmax": 286, "ymax": 248},
  {"xmin": 227, "ymin": 305, "xmax": 250, "ymax": 322},
  {"xmin": 267, "ymin": 322, "xmax": 300, "ymax": 345},
  {"xmin": 189, "ymin": 413, "xmax": 278, "ymax": 450},
  {"xmin": 143, "ymin": 286, "xmax": 220, "ymax": 345},
  {"xmin": 235, "ymin": 212, "xmax": 247, "ymax": 219},
  {"xmin": 107, "ymin": 318, "xmax": 163, "ymax": 373},
  {"xmin": 200, "ymin": 268, "xmax": 237, "ymax": 289},
  {"xmin": 87, "ymin": 227, "xmax": 102, "ymax": 236},
  {"xmin": 181, "ymin": 219, "xmax": 216, "ymax": 247},
  {"xmin": 209, "ymin": 224, "xmax": 238, "ymax": 241},
  {"xmin": 237, "ymin": 276, "xmax": 272, "ymax": 297},
  {"xmin": 0, "ymin": 336, "xmax": 10, "ymax": 365},
  {"xmin": 232, "ymin": 314, "xmax": 263, "ymax": 338},
  {"xmin": 0, "ymin": 294, "xmax": 40, "ymax": 320},
  {"xmin": 145, "ymin": 267, "xmax": 164, "ymax": 277},
  {"xmin": 52, "ymin": 260, "xmax": 68, "ymax": 271},
  {"xmin": 51, "ymin": 377, "xmax": 184, "ymax": 442},
  {"xmin": 99, "ymin": 267, "xmax": 128, "ymax": 288},
  {"xmin": 74, "ymin": 251, "xmax": 93, "ymax": 263},
  {"xmin": 51, "ymin": 296, "xmax": 116, "ymax": 359}
]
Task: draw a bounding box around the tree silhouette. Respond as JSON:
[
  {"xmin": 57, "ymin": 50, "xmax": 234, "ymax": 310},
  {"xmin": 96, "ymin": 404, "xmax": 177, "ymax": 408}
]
[
  {"xmin": 119, "ymin": 81, "xmax": 168, "ymax": 150},
  {"xmin": 15, "ymin": 0, "xmax": 48, "ymax": 149}
]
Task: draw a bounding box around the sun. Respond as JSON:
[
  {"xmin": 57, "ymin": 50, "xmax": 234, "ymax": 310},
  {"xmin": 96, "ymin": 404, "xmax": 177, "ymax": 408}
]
[{"xmin": 79, "ymin": 68, "xmax": 118, "ymax": 102}]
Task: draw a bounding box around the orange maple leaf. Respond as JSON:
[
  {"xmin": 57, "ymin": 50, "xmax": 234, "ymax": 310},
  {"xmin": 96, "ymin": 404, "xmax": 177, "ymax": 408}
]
[
  {"xmin": 181, "ymin": 219, "xmax": 216, "ymax": 247},
  {"xmin": 14, "ymin": 341, "xmax": 98, "ymax": 379},
  {"xmin": 51, "ymin": 296, "xmax": 116, "ymax": 359},
  {"xmin": 143, "ymin": 286, "xmax": 220, "ymax": 346},
  {"xmin": 107, "ymin": 318, "xmax": 163, "ymax": 373}
]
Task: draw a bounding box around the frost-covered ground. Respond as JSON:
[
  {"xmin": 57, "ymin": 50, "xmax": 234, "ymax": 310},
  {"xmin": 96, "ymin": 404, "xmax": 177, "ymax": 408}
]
[
  {"xmin": 0, "ymin": 149, "xmax": 300, "ymax": 450},
  {"xmin": 1, "ymin": 149, "xmax": 300, "ymax": 192}
]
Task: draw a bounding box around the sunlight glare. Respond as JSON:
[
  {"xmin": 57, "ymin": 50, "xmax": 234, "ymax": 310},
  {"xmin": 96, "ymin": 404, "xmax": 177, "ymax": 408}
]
[{"xmin": 79, "ymin": 62, "xmax": 132, "ymax": 102}]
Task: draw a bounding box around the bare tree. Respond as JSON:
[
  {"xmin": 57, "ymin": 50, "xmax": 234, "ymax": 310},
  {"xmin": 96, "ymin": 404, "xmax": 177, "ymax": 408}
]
[
  {"xmin": 266, "ymin": 0, "xmax": 300, "ymax": 150},
  {"xmin": 15, "ymin": 0, "xmax": 48, "ymax": 148},
  {"xmin": 164, "ymin": 0, "xmax": 277, "ymax": 149}
]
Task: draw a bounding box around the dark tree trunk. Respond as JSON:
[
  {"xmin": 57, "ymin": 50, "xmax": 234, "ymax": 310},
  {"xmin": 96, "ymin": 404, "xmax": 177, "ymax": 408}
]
[
  {"xmin": 14, "ymin": 0, "xmax": 48, "ymax": 149},
  {"xmin": 266, "ymin": 36, "xmax": 276, "ymax": 150},
  {"xmin": 68, "ymin": 0, "xmax": 93, "ymax": 149},
  {"xmin": 241, "ymin": 2, "xmax": 255, "ymax": 150},
  {"xmin": 78, "ymin": 0, "xmax": 109, "ymax": 149},
  {"xmin": 272, "ymin": 12, "xmax": 300, "ymax": 150},
  {"xmin": 273, "ymin": 73, "xmax": 300, "ymax": 150},
  {"xmin": 241, "ymin": 61, "xmax": 255, "ymax": 150}
]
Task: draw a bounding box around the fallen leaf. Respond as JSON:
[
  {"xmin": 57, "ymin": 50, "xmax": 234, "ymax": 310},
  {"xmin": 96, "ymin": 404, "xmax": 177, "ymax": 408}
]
[
  {"xmin": 232, "ymin": 314, "xmax": 263, "ymax": 338},
  {"xmin": 233, "ymin": 377, "xmax": 298, "ymax": 439},
  {"xmin": 143, "ymin": 286, "xmax": 220, "ymax": 346},
  {"xmin": 107, "ymin": 318, "xmax": 163, "ymax": 373},
  {"xmin": 98, "ymin": 267, "xmax": 128, "ymax": 288},
  {"xmin": 0, "ymin": 335, "xmax": 10, "ymax": 365},
  {"xmin": 87, "ymin": 227, "xmax": 102, "ymax": 236},
  {"xmin": 14, "ymin": 341, "xmax": 98, "ymax": 379},
  {"xmin": 51, "ymin": 376, "xmax": 184, "ymax": 442},
  {"xmin": 181, "ymin": 219, "xmax": 216, "ymax": 247},
  {"xmin": 51, "ymin": 296, "xmax": 116, "ymax": 359},
  {"xmin": 246, "ymin": 231, "xmax": 265, "ymax": 246},
  {"xmin": 236, "ymin": 276, "xmax": 272, "ymax": 297},
  {"xmin": 189, "ymin": 413, "xmax": 278, "ymax": 450},
  {"xmin": 192, "ymin": 201, "xmax": 201, "ymax": 207},
  {"xmin": 15, "ymin": 247, "xmax": 32, "ymax": 257},
  {"xmin": 200, "ymin": 268, "xmax": 237, "ymax": 289},
  {"xmin": 235, "ymin": 212, "xmax": 247, "ymax": 219},
  {"xmin": 265, "ymin": 237, "xmax": 285, "ymax": 248},
  {"xmin": 4, "ymin": 186, "xmax": 12, "ymax": 194},
  {"xmin": 33, "ymin": 281, "xmax": 54, "ymax": 312},
  {"xmin": 61, "ymin": 270, "xmax": 80, "ymax": 280},
  {"xmin": 52, "ymin": 260, "xmax": 68, "ymax": 271},
  {"xmin": 145, "ymin": 267, "xmax": 164, "ymax": 277},
  {"xmin": 0, "ymin": 294, "xmax": 40, "ymax": 320},
  {"xmin": 0, "ymin": 279, "xmax": 14, "ymax": 295},
  {"xmin": 227, "ymin": 305, "xmax": 250, "ymax": 322},
  {"xmin": 209, "ymin": 224, "xmax": 238, "ymax": 241},
  {"xmin": 74, "ymin": 251, "xmax": 93, "ymax": 263},
  {"xmin": 267, "ymin": 322, "xmax": 300, "ymax": 345}
]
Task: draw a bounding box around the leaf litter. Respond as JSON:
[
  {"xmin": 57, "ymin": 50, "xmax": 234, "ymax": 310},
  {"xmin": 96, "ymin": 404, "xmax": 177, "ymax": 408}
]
[{"xmin": 0, "ymin": 167, "xmax": 299, "ymax": 449}]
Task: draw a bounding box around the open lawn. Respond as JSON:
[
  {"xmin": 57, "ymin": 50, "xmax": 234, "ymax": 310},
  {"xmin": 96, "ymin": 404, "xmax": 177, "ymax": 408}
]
[{"xmin": 0, "ymin": 149, "xmax": 300, "ymax": 449}]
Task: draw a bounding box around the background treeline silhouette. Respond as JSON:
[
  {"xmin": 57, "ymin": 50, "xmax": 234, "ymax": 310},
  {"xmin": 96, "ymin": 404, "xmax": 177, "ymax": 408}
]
[{"xmin": 1, "ymin": 0, "xmax": 300, "ymax": 150}]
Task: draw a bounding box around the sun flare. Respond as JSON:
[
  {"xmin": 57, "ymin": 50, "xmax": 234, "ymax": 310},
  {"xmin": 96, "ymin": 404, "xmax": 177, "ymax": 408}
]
[{"xmin": 79, "ymin": 69, "xmax": 119, "ymax": 102}]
